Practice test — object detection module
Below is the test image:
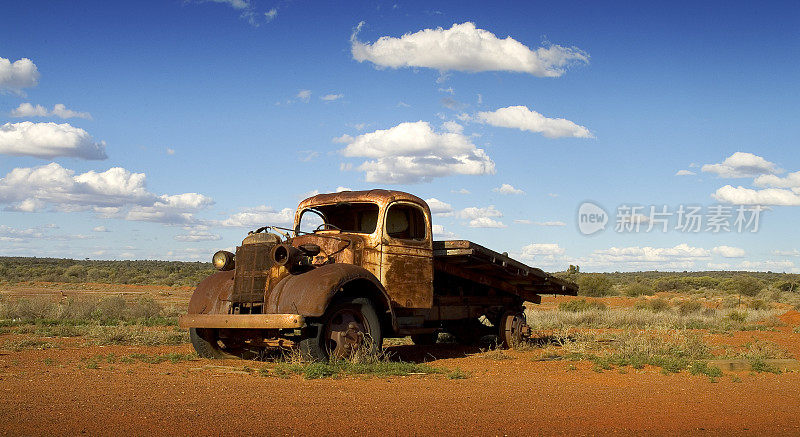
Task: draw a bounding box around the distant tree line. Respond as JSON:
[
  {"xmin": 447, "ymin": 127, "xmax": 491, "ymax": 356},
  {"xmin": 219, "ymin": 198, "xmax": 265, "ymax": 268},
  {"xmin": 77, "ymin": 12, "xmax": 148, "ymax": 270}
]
[
  {"xmin": 0, "ymin": 257, "xmax": 215, "ymax": 287},
  {"xmin": 553, "ymin": 268, "xmax": 799, "ymax": 298}
]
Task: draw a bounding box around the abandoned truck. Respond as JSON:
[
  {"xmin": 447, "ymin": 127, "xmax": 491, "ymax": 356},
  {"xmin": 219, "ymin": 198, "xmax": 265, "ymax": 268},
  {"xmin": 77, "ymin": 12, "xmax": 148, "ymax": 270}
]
[{"xmin": 179, "ymin": 190, "xmax": 577, "ymax": 360}]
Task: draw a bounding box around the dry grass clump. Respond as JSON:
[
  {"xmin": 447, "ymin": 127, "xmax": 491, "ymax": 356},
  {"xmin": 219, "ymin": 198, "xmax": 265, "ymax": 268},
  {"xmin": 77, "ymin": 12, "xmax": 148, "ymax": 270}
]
[
  {"xmin": 721, "ymin": 339, "xmax": 791, "ymax": 360},
  {"xmin": 86, "ymin": 325, "xmax": 187, "ymax": 346},
  {"xmin": 0, "ymin": 295, "xmax": 175, "ymax": 326},
  {"xmin": 258, "ymin": 337, "xmax": 465, "ymax": 380},
  {"xmin": 558, "ymin": 299, "xmax": 607, "ymax": 312},
  {"xmin": 2, "ymin": 336, "xmax": 56, "ymax": 351},
  {"xmin": 526, "ymin": 306, "xmax": 782, "ymax": 331},
  {"xmin": 542, "ymin": 328, "xmax": 713, "ymax": 374}
]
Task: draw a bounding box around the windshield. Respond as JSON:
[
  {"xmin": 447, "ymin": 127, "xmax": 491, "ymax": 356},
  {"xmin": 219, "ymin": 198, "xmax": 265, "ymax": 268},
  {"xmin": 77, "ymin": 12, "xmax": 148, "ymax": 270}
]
[{"xmin": 297, "ymin": 202, "xmax": 379, "ymax": 234}]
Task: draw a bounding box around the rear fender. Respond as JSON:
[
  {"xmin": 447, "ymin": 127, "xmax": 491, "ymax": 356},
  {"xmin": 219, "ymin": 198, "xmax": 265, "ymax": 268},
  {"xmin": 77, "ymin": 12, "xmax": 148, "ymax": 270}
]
[
  {"xmin": 187, "ymin": 270, "xmax": 235, "ymax": 315},
  {"xmin": 266, "ymin": 263, "xmax": 397, "ymax": 332}
]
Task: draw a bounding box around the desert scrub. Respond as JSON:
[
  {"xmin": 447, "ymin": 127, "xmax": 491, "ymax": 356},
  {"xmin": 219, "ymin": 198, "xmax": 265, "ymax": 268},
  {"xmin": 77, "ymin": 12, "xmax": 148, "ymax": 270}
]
[
  {"xmin": 689, "ymin": 361, "xmax": 723, "ymax": 378},
  {"xmin": 721, "ymin": 339, "xmax": 791, "ymax": 360},
  {"xmin": 0, "ymin": 296, "xmax": 177, "ymax": 326},
  {"xmin": 548, "ymin": 329, "xmax": 712, "ymax": 374},
  {"xmin": 677, "ymin": 300, "xmax": 704, "ymax": 315},
  {"xmin": 750, "ymin": 358, "xmax": 782, "ymax": 374},
  {"xmin": 577, "ymin": 274, "xmax": 615, "ymax": 297},
  {"xmin": 526, "ymin": 306, "xmax": 781, "ymax": 331},
  {"xmin": 624, "ymin": 281, "xmax": 654, "ymax": 297},
  {"xmin": 558, "ymin": 299, "xmax": 607, "ymax": 312},
  {"xmin": 635, "ymin": 298, "xmax": 671, "ymax": 313},
  {"xmin": 86, "ymin": 325, "xmax": 188, "ymax": 346}
]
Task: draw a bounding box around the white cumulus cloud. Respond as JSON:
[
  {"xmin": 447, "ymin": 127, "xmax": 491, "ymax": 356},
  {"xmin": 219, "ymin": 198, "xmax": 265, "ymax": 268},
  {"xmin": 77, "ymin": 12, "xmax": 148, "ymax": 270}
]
[
  {"xmin": 425, "ymin": 198, "xmax": 454, "ymax": 216},
  {"xmin": 520, "ymin": 243, "xmax": 565, "ymax": 260},
  {"xmin": 712, "ymin": 185, "xmax": 800, "ymax": 206},
  {"xmin": 592, "ymin": 244, "xmax": 710, "ymax": 263},
  {"xmin": 432, "ymin": 224, "xmax": 457, "ymax": 239},
  {"xmin": 702, "ymin": 152, "xmax": 782, "ymax": 178},
  {"xmin": 675, "ymin": 169, "xmax": 695, "ymax": 176},
  {"xmin": 0, "ymin": 162, "xmax": 212, "ymax": 224},
  {"xmin": 475, "ymin": 106, "xmax": 593, "ymax": 139},
  {"xmin": 467, "ymin": 217, "xmax": 506, "ymax": 228},
  {"xmin": 0, "ymin": 57, "xmax": 40, "ymax": 95},
  {"xmin": 754, "ymin": 171, "xmax": 800, "ymax": 188},
  {"xmin": 351, "ymin": 22, "xmax": 588, "ymax": 77},
  {"xmin": 339, "ymin": 121, "xmax": 495, "ymax": 184},
  {"xmin": 11, "ymin": 103, "xmax": 92, "ymax": 120},
  {"xmin": 712, "ymin": 246, "xmax": 746, "ymax": 258},
  {"xmin": 458, "ymin": 205, "xmax": 504, "ymax": 228},
  {"xmin": 492, "ymin": 183, "xmax": 525, "ymax": 195},
  {"xmin": 221, "ymin": 206, "xmax": 294, "ymax": 227},
  {"xmin": 0, "ymin": 122, "xmax": 107, "ymax": 160},
  {"xmin": 458, "ymin": 205, "xmax": 502, "ymax": 220}
]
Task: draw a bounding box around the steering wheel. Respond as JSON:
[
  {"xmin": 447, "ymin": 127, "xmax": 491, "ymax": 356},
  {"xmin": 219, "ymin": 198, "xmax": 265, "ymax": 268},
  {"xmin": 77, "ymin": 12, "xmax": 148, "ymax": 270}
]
[{"xmin": 314, "ymin": 223, "xmax": 341, "ymax": 232}]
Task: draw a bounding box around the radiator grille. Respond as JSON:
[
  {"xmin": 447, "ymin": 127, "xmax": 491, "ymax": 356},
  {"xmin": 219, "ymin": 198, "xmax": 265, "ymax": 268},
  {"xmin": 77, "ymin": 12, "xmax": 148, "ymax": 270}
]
[{"xmin": 232, "ymin": 243, "xmax": 274, "ymax": 303}]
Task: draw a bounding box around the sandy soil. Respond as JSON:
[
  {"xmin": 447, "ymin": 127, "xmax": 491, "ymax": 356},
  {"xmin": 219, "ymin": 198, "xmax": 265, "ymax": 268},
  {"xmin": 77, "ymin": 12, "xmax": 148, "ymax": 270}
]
[
  {"xmin": 2, "ymin": 284, "xmax": 799, "ymax": 436},
  {"xmin": 1, "ymin": 339, "xmax": 799, "ymax": 436}
]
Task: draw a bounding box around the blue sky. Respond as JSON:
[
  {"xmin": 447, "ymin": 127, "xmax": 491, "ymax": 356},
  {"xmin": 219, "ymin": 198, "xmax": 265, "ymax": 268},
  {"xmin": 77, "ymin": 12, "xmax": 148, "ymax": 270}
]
[{"xmin": 1, "ymin": 0, "xmax": 799, "ymax": 272}]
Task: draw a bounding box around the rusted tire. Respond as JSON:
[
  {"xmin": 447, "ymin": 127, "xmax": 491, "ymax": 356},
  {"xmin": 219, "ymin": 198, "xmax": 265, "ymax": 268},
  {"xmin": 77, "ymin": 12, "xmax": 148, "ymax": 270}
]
[
  {"xmin": 410, "ymin": 332, "xmax": 438, "ymax": 346},
  {"xmin": 299, "ymin": 297, "xmax": 382, "ymax": 362},
  {"xmin": 189, "ymin": 328, "xmax": 258, "ymax": 359},
  {"xmin": 498, "ymin": 311, "xmax": 527, "ymax": 348}
]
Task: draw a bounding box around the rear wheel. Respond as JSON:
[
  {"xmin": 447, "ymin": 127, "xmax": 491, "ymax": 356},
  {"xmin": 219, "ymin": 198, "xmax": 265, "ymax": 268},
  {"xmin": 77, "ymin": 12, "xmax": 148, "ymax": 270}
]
[
  {"xmin": 498, "ymin": 311, "xmax": 527, "ymax": 348},
  {"xmin": 298, "ymin": 297, "xmax": 382, "ymax": 362}
]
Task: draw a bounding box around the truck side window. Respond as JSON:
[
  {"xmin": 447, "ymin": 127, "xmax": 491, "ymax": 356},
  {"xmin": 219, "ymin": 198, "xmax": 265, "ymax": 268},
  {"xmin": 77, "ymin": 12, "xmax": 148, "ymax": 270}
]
[{"xmin": 386, "ymin": 204, "xmax": 426, "ymax": 241}]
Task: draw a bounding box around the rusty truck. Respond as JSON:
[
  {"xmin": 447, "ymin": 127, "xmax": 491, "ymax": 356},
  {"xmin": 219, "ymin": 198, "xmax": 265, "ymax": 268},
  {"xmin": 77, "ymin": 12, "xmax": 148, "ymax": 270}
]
[{"xmin": 179, "ymin": 189, "xmax": 577, "ymax": 360}]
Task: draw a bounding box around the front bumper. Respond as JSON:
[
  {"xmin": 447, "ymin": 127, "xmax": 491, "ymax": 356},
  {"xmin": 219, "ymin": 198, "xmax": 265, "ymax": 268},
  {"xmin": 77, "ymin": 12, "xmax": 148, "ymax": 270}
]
[{"xmin": 178, "ymin": 313, "xmax": 305, "ymax": 329}]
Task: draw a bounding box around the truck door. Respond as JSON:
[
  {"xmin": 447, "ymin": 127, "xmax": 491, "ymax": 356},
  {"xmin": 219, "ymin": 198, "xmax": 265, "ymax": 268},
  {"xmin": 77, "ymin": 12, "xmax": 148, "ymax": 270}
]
[{"xmin": 380, "ymin": 201, "xmax": 434, "ymax": 308}]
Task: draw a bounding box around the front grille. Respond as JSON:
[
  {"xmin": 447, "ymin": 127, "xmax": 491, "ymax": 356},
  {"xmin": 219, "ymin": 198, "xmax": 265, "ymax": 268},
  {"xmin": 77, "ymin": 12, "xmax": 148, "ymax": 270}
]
[{"xmin": 232, "ymin": 243, "xmax": 274, "ymax": 303}]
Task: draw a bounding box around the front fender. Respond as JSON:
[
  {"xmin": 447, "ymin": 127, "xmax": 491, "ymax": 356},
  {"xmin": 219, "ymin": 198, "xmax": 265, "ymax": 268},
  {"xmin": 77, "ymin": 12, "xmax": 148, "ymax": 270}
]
[
  {"xmin": 266, "ymin": 263, "xmax": 395, "ymax": 326},
  {"xmin": 187, "ymin": 270, "xmax": 235, "ymax": 315}
]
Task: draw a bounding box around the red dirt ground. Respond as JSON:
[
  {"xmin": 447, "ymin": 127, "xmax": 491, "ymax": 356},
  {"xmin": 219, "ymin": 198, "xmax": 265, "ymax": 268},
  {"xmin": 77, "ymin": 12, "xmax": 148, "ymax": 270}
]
[
  {"xmin": 2, "ymin": 284, "xmax": 800, "ymax": 436},
  {"xmin": 1, "ymin": 340, "xmax": 800, "ymax": 436}
]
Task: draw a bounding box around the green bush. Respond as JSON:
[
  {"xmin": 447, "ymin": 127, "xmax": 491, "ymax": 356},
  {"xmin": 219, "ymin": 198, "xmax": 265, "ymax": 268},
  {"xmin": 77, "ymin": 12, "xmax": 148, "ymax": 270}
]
[
  {"xmin": 775, "ymin": 281, "xmax": 799, "ymax": 292},
  {"xmin": 726, "ymin": 275, "xmax": 764, "ymax": 297},
  {"xmin": 677, "ymin": 300, "xmax": 704, "ymax": 315},
  {"xmin": 624, "ymin": 281, "xmax": 654, "ymax": 297},
  {"xmin": 559, "ymin": 299, "xmax": 607, "ymax": 312},
  {"xmin": 577, "ymin": 274, "xmax": 614, "ymax": 297},
  {"xmin": 654, "ymin": 277, "xmax": 690, "ymax": 293},
  {"xmin": 635, "ymin": 298, "xmax": 671, "ymax": 313},
  {"xmin": 746, "ymin": 299, "xmax": 770, "ymax": 310},
  {"xmin": 726, "ymin": 310, "xmax": 748, "ymax": 323}
]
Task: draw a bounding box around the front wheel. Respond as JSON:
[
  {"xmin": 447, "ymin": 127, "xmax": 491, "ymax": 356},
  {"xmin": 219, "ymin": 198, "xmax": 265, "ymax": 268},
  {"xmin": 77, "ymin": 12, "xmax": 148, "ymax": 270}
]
[{"xmin": 298, "ymin": 297, "xmax": 382, "ymax": 362}]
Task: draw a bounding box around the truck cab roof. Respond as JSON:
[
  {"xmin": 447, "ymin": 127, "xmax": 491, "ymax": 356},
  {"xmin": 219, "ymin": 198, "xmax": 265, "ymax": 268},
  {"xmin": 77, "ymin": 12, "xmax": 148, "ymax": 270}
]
[{"xmin": 298, "ymin": 189, "xmax": 429, "ymax": 213}]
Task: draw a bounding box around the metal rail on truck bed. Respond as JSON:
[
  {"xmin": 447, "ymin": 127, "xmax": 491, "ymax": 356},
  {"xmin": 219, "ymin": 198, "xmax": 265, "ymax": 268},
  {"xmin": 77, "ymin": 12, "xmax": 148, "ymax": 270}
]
[{"xmin": 433, "ymin": 240, "xmax": 578, "ymax": 304}]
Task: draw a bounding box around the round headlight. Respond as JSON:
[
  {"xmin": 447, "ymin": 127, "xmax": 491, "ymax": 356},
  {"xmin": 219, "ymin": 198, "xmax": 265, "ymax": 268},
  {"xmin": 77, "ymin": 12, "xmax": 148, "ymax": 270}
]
[{"xmin": 212, "ymin": 250, "xmax": 235, "ymax": 271}]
